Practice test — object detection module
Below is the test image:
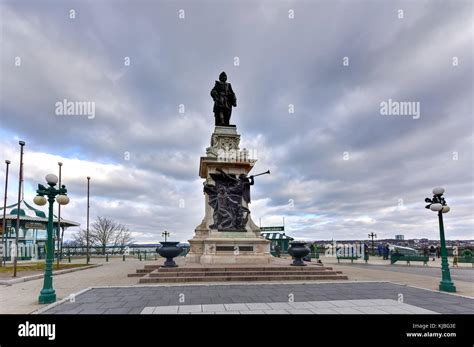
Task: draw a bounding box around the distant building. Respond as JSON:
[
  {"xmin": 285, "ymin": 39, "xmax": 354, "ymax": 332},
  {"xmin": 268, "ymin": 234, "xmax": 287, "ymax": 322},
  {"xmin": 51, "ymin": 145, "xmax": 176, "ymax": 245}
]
[
  {"xmin": 261, "ymin": 232, "xmax": 293, "ymax": 253},
  {"xmin": 395, "ymin": 235, "xmax": 404, "ymax": 241}
]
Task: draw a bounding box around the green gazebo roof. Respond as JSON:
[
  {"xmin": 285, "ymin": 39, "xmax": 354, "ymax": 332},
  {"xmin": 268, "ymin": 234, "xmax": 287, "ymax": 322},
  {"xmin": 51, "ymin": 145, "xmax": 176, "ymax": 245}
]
[
  {"xmin": 9, "ymin": 208, "xmax": 26, "ymax": 216},
  {"xmin": 261, "ymin": 232, "xmax": 294, "ymax": 240},
  {"xmin": 0, "ymin": 199, "xmax": 79, "ymax": 227}
]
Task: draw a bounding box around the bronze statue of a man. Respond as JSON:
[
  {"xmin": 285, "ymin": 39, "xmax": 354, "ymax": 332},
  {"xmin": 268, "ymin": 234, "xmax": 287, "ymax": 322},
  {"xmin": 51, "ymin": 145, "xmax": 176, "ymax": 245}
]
[{"xmin": 210, "ymin": 72, "xmax": 237, "ymax": 126}]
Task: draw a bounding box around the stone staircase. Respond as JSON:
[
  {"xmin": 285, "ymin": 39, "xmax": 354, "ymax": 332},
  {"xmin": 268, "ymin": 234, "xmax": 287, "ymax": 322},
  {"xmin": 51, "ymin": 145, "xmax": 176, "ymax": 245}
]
[{"xmin": 130, "ymin": 264, "xmax": 348, "ymax": 283}]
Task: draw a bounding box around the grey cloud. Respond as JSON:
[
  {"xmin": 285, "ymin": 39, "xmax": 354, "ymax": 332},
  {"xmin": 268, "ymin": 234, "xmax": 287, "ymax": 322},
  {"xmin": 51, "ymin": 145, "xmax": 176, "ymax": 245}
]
[{"xmin": 0, "ymin": 0, "xmax": 472, "ymax": 242}]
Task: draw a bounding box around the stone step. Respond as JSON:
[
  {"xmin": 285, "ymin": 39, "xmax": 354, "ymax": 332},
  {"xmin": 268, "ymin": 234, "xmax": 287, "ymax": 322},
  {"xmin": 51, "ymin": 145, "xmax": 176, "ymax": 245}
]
[
  {"xmin": 139, "ymin": 274, "xmax": 349, "ymax": 283},
  {"xmin": 144, "ymin": 265, "xmax": 161, "ymax": 270},
  {"xmin": 154, "ymin": 266, "xmax": 332, "ymax": 272},
  {"xmin": 129, "ymin": 265, "xmax": 340, "ymax": 278},
  {"xmin": 127, "ymin": 268, "xmax": 154, "ymax": 277},
  {"xmin": 149, "ymin": 270, "xmax": 340, "ymax": 277}
]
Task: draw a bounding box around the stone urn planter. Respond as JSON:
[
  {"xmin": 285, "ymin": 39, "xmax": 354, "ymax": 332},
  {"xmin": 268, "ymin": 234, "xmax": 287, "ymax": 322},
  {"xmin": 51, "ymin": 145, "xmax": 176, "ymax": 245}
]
[
  {"xmin": 287, "ymin": 242, "xmax": 310, "ymax": 266},
  {"xmin": 157, "ymin": 242, "xmax": 182, "ymax": 267}
]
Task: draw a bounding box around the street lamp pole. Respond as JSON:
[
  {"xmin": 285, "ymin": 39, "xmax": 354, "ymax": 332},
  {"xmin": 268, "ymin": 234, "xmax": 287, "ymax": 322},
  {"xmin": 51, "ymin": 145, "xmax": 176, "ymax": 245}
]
[
  {"xmin": 1, "ymin": 160, "xmax": 11, "ymax": 268},
  {"xmin": 368, "ymin": 232, "xmax": 377, "ymax": 256},
  {"xmin": 56, "ymin": 162, "xmax": 62, "ymax": 267},
  {"xmin": 13, "ymin": 141, "xmax": 25, "ymax": 278},
  {"xmin": 86, "ymin": 177, "xmax": 90, "ymax": 265},
  {"xmin": 162, "ymin": 230, "xmax": 170, "ymax": 242},
  {"xmin": 425, "ymin": 187, "xmax": 456, "ymax": 293},
  {"xmin": 34, "ymin": 174, "xmax": 70, "ymax": 304}
]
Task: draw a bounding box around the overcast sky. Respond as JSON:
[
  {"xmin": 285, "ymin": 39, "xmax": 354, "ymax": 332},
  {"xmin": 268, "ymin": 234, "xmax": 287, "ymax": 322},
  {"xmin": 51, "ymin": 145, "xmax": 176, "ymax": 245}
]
[{"xmin": 0, "ymin": 0, "xmax": 472, "ymax": 243}]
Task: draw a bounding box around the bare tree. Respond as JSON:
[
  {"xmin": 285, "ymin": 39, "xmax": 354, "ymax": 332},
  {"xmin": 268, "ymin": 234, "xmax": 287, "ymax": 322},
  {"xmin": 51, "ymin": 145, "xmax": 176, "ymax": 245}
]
[
  {"xmin": 90, "ymin": 216, "xmax": 132, "ymax": 255},
  {"xmin": 113, "ymin": 225, "xmax": 133, "ymax": 254},
  {"xmin": 70, "ymin": 229, "xmax": 89, "ymax": 254}
]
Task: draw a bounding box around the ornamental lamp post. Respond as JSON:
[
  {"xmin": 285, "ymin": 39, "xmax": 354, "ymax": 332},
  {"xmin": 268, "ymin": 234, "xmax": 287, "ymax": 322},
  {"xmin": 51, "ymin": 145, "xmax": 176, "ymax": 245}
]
[
  {"xmin": 57, "ymin": 162, "xmax": 62, "ymax": 266},
  {"xmin": 368, "ymin": 232, "xmax": 377, "ymax": 256},
  {"xmin": 424, "ymin": 187, "xmax": 456, "ymax": 293},
  {"xmin": 162, "ymin": 230, "xmax": 170, "ymax": 242},
  {"xmin": 34, "ymin": 174, "xmax": 70, "ymax": 304}
]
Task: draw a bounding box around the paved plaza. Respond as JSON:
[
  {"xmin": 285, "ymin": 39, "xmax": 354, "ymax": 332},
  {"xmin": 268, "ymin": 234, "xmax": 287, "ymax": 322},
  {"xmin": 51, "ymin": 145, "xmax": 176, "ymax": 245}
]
[
  {"xmin": 337, "ymin": 263, "xmax": 474, "ymax": 283},
  {"xmin": 37, "ymin": 282, "xmax": 473, "ymax": 315},
  {"xmin": 141, "ymin": 299, "xmax": 436, "ymax": 314},
  {"xmin": 1, "ymin": 257, "xmax": 472, "ymax": 314}
]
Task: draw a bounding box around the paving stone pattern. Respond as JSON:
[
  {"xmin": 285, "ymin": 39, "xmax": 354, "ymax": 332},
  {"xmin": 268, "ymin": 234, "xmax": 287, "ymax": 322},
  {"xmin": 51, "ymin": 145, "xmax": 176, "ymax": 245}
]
[{"xmin": 41, "ymin": 282, "xmax": 474, "ymax": 314}]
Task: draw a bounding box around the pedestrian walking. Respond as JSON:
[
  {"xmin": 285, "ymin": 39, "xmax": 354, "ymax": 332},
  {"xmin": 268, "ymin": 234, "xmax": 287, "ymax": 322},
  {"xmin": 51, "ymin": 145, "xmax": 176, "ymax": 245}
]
[
  {"xmin": 364, "ymin": 243, "xmax": 369, "ymax": 263},
  {"xmin": 274, "ymin": 243, "xmax": 281, "ymax": 258},
  {"xmin": 453, "ymin": 247, "xmax": 458, "ymax": 268},
  {"xmin": 430, "ymin": 245, "xmax": 436, "ymax": 261},
  {"xmin": 383, "ymin": 244, "xmax": 390, "ymax": 260}
]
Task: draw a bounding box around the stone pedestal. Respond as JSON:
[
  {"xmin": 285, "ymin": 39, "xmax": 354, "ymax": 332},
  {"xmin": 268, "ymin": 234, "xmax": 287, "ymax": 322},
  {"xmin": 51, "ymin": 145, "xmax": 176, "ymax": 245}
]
[{"xmin": 187, "ymin": 126, "xmax": 272, "ymax": 265}]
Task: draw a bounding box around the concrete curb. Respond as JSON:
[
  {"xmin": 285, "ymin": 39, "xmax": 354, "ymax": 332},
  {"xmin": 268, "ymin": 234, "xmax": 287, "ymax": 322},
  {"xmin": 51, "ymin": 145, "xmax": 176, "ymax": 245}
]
[
  {"xmin": 387, "ymin": 281, "xmax": 474, "ymax": 300},
  {"xmin": 40, "ymin": 279, "xmax": 392, "ymax": 291},
  {"xmin": 32, "ymin": 287, "xmax": 94, "ymax": 314},
  {"xmin": 0, "ymin": 264, "xmax": 101, "ymax": 286}
]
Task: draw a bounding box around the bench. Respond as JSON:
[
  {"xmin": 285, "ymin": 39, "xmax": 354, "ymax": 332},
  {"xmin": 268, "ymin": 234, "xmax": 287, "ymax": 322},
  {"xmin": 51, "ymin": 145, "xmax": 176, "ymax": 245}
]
[
  {"xmin": 337, "ymin": 256, "xmax": 361, "ymax": 263},
  {"xmin": 391, "ymin": 254, "xmax": 429, "ymax": 266},
  {"xmin": 457, "ymin": 256, "xmax": 474, "ymax": 267}
]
